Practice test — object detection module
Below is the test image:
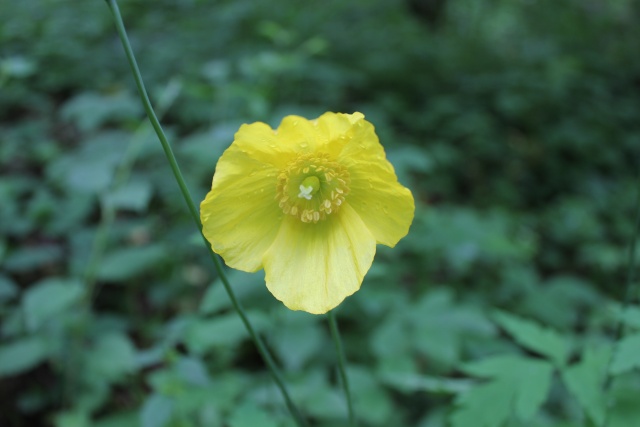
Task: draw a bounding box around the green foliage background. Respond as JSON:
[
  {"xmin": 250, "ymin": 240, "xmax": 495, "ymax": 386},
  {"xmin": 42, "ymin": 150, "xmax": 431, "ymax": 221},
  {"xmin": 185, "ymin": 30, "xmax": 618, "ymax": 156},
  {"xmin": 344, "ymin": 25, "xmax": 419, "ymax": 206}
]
[{"xmin": 1, "ymin": 0, "xmax": 640, "ymax": 426}]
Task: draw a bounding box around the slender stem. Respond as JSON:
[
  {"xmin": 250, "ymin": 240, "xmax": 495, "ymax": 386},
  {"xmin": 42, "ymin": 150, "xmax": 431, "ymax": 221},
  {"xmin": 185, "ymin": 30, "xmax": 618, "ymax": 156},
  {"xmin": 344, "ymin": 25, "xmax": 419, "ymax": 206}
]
[
  {"xmin": 328, "ymin": 310, "xmax": 356, "ymax": 426},
  {"xmin": 104, "ymin": 1, "xmax": 307, "ymax": 425}
]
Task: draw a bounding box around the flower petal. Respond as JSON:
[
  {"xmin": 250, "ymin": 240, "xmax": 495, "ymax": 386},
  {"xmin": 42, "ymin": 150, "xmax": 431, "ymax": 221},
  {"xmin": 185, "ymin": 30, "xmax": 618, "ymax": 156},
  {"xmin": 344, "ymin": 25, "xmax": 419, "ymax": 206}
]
[
  {"xmin": 262, "ymin": 204, "xmax": 376, "ymax": 314},
  {"xmin": 233, "ymin": 121, "xmax": 297, "ymax": 169},
  {"xmin": 316, "ymin": 112, "xmax": 364, "ymax": 144},
  {"xmin": 200, "ymin": 141, "xmax": 283, "ymax": 272},
  {"xmin": 276, "ymin": 115, "xmax": 327, "ymax": 153},
  {"xmin": 338, "ymin": 118, "xmax": 415, "ymax": 247}
]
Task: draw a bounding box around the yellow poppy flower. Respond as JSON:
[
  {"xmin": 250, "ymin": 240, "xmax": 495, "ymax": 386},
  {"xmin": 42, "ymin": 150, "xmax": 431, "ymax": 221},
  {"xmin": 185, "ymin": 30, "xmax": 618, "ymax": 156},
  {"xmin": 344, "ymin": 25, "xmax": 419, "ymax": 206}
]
[{"xmin": 200, "ymin": 112, "xmax": 414, "ymax": 314}]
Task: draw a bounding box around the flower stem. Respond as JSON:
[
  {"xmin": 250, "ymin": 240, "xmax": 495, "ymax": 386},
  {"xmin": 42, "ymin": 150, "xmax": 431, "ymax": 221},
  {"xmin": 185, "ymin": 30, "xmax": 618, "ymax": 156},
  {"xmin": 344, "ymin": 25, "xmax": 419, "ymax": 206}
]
[
  {"xmin": 328, "ymin": 310, "xmax": 356, "ymax": 426},
  {"xmin": 104, "ymin": 1, "xmax": 307, "ymax": 425}
]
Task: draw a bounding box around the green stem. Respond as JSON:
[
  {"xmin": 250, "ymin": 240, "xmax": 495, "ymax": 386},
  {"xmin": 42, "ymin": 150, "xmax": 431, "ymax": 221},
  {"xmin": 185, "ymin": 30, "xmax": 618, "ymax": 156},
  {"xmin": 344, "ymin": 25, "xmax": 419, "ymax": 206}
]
[
  {"xmin": 104, "ymin": 1, "xmax": 307, "ymax": 425},
  {"xmin": 328, "ymin": 310, "xmax": 356, "ymax": 426}
]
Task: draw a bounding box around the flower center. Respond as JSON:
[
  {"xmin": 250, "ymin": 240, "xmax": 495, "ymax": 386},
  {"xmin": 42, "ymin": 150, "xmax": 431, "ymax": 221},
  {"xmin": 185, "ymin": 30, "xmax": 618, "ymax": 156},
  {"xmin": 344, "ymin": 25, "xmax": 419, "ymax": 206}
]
[
  {"xmin": 298, "ymin": 176, "xmax": 320, "ymax": 200},
  {"xmin": 276, "ymin": 152, "xmax": 350, "ymax": 223}
]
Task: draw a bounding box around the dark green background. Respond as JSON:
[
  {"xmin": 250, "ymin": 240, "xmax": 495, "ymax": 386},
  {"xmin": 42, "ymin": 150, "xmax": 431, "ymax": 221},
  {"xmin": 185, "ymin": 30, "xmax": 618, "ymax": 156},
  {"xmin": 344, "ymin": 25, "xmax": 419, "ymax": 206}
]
[{"xmin": 1, "ymin": 0, "xmax": 640, "ymax": 426}]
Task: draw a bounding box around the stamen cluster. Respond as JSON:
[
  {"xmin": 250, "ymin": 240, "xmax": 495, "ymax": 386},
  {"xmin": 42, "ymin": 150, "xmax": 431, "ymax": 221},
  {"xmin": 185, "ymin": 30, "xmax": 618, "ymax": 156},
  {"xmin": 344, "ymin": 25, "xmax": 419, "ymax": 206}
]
[{"xmin": 276, "ymin": 152, "xmax": 350, "ymax": 223}]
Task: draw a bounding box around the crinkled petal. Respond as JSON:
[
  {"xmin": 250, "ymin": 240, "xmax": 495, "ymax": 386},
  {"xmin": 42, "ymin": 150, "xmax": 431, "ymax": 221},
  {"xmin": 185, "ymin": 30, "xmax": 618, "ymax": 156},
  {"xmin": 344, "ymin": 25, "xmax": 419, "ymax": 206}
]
[
  {"xmin": 338, "ymin": 118, "xmax": 415, "ymax": 247},
  {"xmin": 262, "ymin": 204, "xmax": 376, "ymax": 314},
  {"xmin": 276, "ymin": 112, "xmax": 366, "ymax": 156},
  {"xmin": 315, "ymin": 112, "xmax": 364, "ymax": 152},
  {"xmin": 276, "ymin": 115, "xmax": 327, "ymax": 153},
  {"xmin": 200, "ymin": 140, "xmax": 283, "ymax": 272},
  {"xmin": 233, "ymin": 121, "xmax": 297, "ymax": 169}
]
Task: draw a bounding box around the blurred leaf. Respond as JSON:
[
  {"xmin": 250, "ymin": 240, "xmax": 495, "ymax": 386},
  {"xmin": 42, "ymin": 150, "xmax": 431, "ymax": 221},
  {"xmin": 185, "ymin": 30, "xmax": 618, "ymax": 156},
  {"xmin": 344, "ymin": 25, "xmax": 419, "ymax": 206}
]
[
  {"xmin": 408, "ymin": 208, "xmax": 536, "ymax": 273},
  {"xmin": 228, "ymin": 403, "xmax": 280, "ymax": 427},
  {"xmin": 386, "ymin": 145, "xmax": 434, "ymax": 184},
  {"xmin": 0, "ymin": 274, "xmax": 18, "ymax": 303},
  {"xmin": 53, "ymin": 410, "xmax": 90, "ymax": 427},
  {"xmin": 87, "ymin": 332, "xmax": 136, "ymax": 381},
  {"xmin": 348, "ymin": 366, "xmax": 393, "ymax": 425},
  {"xmin": 303, "ymin": 386, "xmax": 347, "ymax": 421},
  {"xmin": 4, "ymin": 245, "xmax": 64, "ymax": 273},
  {"xmin": 370, "ymin": 315, "xmax": 409, "ymax": 360},
  {"xmin": 184, "ymin": 311, "xmax": 269, "ymax": 354},
  {"xmin": 61, "ymin": 91, "xmax": 141, "ymax": 132},
  {"xmin": 97, "ymin": 245, "xmax": 167, "ymax": 282},
  {"xmin": 22, "ymin": 277, "xmax": 83, "ymax": 331},
  {"xmin": 452, "ymin": 355, "xmax": 553, "ymax": 426},
  {"xmin": 410, "ymin": 289, "xmax": 495, "ymax": 369},
  {"xmin": 1, "ymin": 56, "xmax": 36, "ymax": 78},
  {"xmin": 618, "ymin": 305, "xmax": 640, "ymax": 329},
  {"xmin": 0, "ymin": 336, "xmax": 48, "ymax": 377},
  {"xmin": 493, "ymin": 310, "xmax": 569, "ymax": 366},
  {"xmin": 561, "ymin": 345, "xmax": 610, "ymax": 426},
  {"xmin": 609, "ymin": 333, "xmax": 640, "ymax": 375},
  {"xmin": 199, "ymin": 270, "xmax": 265, "ymax": 314},
  {"xmin": 520, "ymin": 275, "xmax": 600, "ymax": 330},
  {"xmin": 140, "ymin": 394, "xmax": 174, "ymax": 427},
  {"xmin": 607, "ymin": 375, "xmax": 640, "ymax": 427},
  {"xmin": 104, "ymin": 180, "xmax": 153, "ymax": 213},
  {"xmin": 93, "ymin": 412, "xmax": 138, "ymax": 427},
  {"xmin": 270, "ymin": 311, "xmax": 324, "ymax": 371},
  {"xmin": 47, "ymin": 131, "xmax": 130, "ymax": 194},
  {"xmin": 175, "ymin": 356, "xmax": 212, "ymax": 387}
]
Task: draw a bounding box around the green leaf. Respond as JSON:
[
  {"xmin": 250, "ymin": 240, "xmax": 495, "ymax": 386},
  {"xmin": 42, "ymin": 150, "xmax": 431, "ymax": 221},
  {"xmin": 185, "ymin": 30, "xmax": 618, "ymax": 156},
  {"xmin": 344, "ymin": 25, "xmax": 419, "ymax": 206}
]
[
  {"xmin": 228, "ymin": 403, "xmax": 280, "ymax": 427},
  {"xmin": 1, "ymin": 56, "xmax": 36, "ymax": 78},
  {"xmin": 61, "ymin": 91, "xmax": 141, "ymax": 132},
  {"xmin": 184, "ymin": 311, "xmax": 269, "ymax": 355},
  {"xmin": 450, "ymin": 380, "xmax": 512, "ymax": 427},
  {"xmin": 607, "ymin": 376, "xmax": 640, "ymax": 427},
  {"xmin": 610, "ymin": 333, "xmax": 640, "ymax": 374},
  {"xmin": 22, "ymin": 277, "xmax": 83, "ymax": 331},
  {"xmin": 348, "ymin": 366, "xmax": 394, "ymax": 425},
  {"xmin": 451, "ymin": 355, "xmax": 553, "ymax": 427},
  {"xmin": 0, "ymin": 336, "xmax": 48, "ymax": 377},
  {"xmin": 4, "ymin": 245, "xmax": 64, "ymax": 273},
  {"xmin": 0, "ymin": 274, "xmax": 18, "ymax": 302},
  {"xmin": 97, "ymin": 245, "xmax": 167, "ymax": 282},
  {"xmin": 493, "ymin": 310, "xmax": 569, "ymax": 366},
  {"xmin": 47, "ymin": 131, "xmax": 129, "ymax": 194},
  {"xmin": 270, "ymin": 315, "xmax": 324, "ymax": 371},
  {"xmin": 103, "ymin": 180, "xmax": 153, "ymax": 213},
  {"xmin": 199, "ymin": 270, "xmax": 265, "ymax": 315},
  {"xmin": 93, "ymin": 412, "xmax": 138, "ymax": 427},
  {"xmin": 87, "ymin": 333, "xmax": 136, "ymax": 381},
  {"xmin": 561, "ymin": 345, "xmax": 610, "ymax": 426},
  {"xmin": 175, "ymin": 356, "xmax": 212, "ymax": 387},
  {"xmin": 53, "ymin": 410, "xmax": 90, "ymax": 427},
  {"xmin": 619, "ymin": 305, "xmax": 640, "ymax": 329},
  {"xmin": 140, "ymin": 394, "xmax": 173, "ymax": 427},
  {"xmin": 405, "ymin": 289, "xmax": 496, "ymax": 370}
]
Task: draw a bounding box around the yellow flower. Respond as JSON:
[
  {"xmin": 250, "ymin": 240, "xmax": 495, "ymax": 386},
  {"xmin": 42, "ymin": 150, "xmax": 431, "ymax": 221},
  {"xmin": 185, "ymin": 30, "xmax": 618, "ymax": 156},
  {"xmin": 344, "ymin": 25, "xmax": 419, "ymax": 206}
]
[{"xmin": 200, "ymin": 112, "xmax": 414, "ymax": 314}]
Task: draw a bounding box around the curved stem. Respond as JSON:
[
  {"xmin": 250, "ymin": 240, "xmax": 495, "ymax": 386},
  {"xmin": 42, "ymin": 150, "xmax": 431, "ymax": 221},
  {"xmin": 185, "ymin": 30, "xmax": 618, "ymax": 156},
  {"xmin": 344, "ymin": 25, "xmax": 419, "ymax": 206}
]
[
  {"xmin": 328, "ymin": 310, "xmax": 356, "ymax": 426},
  {"xmin": 104, "ymin": 1, "xmax": 307, "ymax": 425}
]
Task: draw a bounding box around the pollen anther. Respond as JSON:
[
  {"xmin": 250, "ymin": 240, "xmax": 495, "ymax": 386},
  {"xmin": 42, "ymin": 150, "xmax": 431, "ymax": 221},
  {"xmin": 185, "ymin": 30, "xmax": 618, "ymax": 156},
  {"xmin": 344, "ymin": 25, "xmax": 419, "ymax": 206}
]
[{"xmin": 276, "ymin": 152, "xmax": 350, "ymax": 223}]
